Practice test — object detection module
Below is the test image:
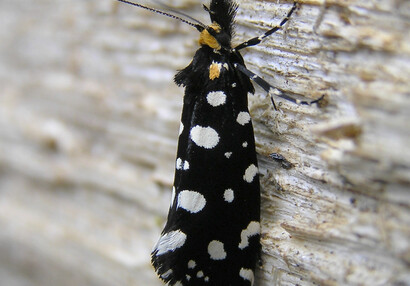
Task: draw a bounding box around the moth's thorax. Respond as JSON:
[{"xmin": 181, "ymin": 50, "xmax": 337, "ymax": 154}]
[{"xmin": 199, "ymin": 22, "xmax": 231, "ymax": 51}]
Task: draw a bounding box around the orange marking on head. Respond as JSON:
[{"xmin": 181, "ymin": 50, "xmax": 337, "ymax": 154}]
[{"xmin": 199, "ymin": 23, "xmax": 222, "ymax": 50}]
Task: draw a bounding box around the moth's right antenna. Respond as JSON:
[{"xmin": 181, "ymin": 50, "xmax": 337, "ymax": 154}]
[{"xmin": 116, "ymin": 0, "xmax": 205, "ymax": 32}]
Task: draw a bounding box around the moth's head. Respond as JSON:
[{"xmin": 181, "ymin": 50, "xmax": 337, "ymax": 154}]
[
  {"xmin": 199, "ymin": 23, "xmax": 230, "ymax": 51},
  {"xmin": 198, "ymin": 0, "xmax": 238, "ymax": 51}
]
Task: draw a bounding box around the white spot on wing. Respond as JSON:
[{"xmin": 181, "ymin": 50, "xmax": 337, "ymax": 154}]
[
  {"xmin": 188, "ymin": 260, "xmax": 196, "ymax": 269},
  {"xmin": 208, "ymin": 240, "xmax": 227, "ymax": 260},
  {"xmin": 238, "ymin": 221, "xmax": 260, "ymax": 249},
  {"xmin": 224, "ymin": 152, "xmax": 232, "ymax": 158},
  {"xmin": 239, "ymin": 268, "xmax": 254, "ymax": 285},
  {"xmin": 242, "ymin": 141, "xmax": 248, "ymax": 148},
  {"xmin": 243, "ymin": 164, "xmax": 258, "ymax": 183},
  {"xmin": 179, "ymin": 122, "xmax": 184, "ymax": 135},
  {"xmin": 177, "ymin": 190, "xmax": 206, "ymax": 213},
  {"xmin": 173, "ymin": 281, "xmax": 183, "ymax": 286},
  {"xmin": 186, "ymin": 274, "xmax": 191, "ymax": 281},
  {"xmin": 236, "ymin": 111, "xmax": 251, "ymax": 125},
  {"xmin": 183, "ymin": 160, "xmax": 190, "ymax": 170},
  {"xmin": 207, "ymin": 91, "xmax": 226, "ymax": 107},
  {"xmin": 154, "ymin": 229, "xmax": 187, "ymax": 256},
  {"xmin": 171, "ymin": 186, "xmax": 176, "ymax": 206},
  {"xmin": 224, "ymin": 189, "xmax": 234, "ymax": 203},
  {"xmin": 205, "ymin": 276, "xmax": 209, "ymax": 282},
  {"xmin": 197, "ymin": 271, "xmax": 204, "ymax": 278},
  {"xmin": 190, "ymin": 126, "xmax": 220, "ymax": 149},
  {"xmin": 176, "ymin": 158, "xmax": 182, "ymax": 170}
]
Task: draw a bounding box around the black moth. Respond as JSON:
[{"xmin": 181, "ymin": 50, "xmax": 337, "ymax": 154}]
[{"xmin": 117, "ymin": 0, "xmax": 322, "ymax": 285}]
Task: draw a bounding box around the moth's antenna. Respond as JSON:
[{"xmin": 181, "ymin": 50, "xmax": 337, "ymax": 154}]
[
  {"xmin": 116, "ymin": 0, "xmax": 205, "ymax": 31},
  {"xmin": 153, "ymin": 0, "xmax": 206, "ymax": 28}
]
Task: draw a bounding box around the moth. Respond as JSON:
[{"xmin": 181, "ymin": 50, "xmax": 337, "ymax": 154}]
[{"xmin": 116, "ymin": 1, "xmax": 322, "ymax": 285}]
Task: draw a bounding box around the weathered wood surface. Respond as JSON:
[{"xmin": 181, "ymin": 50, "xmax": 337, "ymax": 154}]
[{"xmin": 0, "ymin": 0, "xmax": 409, "ymax": 285}]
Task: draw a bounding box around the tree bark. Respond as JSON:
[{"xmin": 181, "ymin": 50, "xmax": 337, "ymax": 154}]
[{"xmin": 0, "ymin": 0, "xmax": 408, "ymax": 285}]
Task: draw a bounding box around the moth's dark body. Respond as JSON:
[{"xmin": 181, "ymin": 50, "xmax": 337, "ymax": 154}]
[
  {"xmin": 154, "ymin": 47, "xmax": 260, "ymax": 285},
  {"xmin": 150, "ymin": 1, "xmax": 261, "ymax": 285}
]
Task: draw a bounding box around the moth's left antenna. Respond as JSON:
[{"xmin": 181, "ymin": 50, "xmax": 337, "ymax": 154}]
[{"xmin": 116, "ymin": 0, "xmax": 205, "ymax": 32}]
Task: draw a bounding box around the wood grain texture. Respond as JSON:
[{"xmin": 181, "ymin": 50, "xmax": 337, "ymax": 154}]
[{"xmin": 0, "ymin": 0, "xmax": 409, "ymax": 285}]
